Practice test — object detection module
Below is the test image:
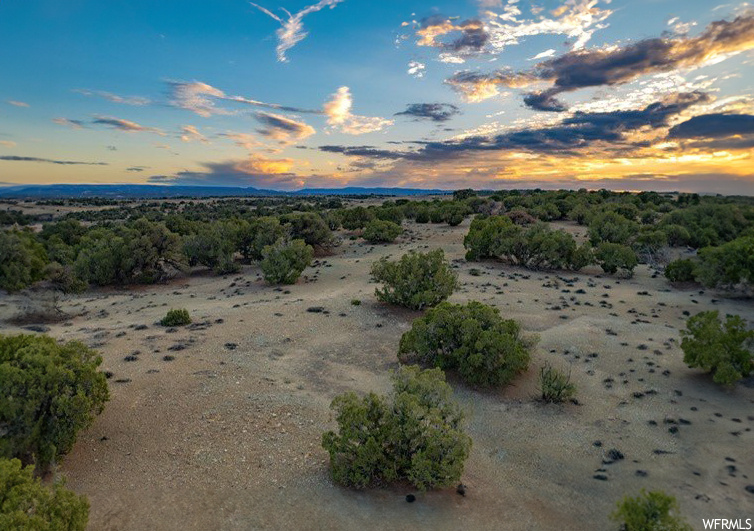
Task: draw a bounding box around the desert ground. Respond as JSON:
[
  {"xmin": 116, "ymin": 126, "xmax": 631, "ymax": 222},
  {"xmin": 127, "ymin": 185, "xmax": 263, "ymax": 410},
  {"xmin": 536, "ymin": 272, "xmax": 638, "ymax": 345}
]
[{"xmin": 1, "ymin": 217, "xmax": 752, "ymax": 530}]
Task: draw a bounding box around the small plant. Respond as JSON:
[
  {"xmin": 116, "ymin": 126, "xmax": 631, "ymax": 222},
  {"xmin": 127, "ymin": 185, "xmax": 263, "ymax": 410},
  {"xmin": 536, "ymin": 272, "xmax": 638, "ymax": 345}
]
[
  {"xmin": 664, "ymin": 259, "xmax": 696, "ymax": 283},
  {"xmin": 0, "ymin": 458, "xmax": 89, "ymax": 530},
  {"xmin": 0, "ymin": 335, "xmax": 109, "ymax": 470},
  {"xmin": 595, "ymin": 243, "xmax": 638, "ymax": 277},
  {"xmin": 680, "ymin": 310, "xmax": 753, "ymax": 385},
  {"xmin": 261, "ymin": 238, "xmax": 313, "ymax": 285},
  {"xmin": 362, "ymin": 219, "xmax": 402, "ymax": 244},
  {"xmin": 611, "ymin": 489, "xmax": 692, "ymax": 531},
  {"xmin": 350, "ymin": 299, "xmax": 361, "ymax": 306},
  {"xmin": 370, "ymin": 249, "xmax": 458, "ymax": 310},
  {"xmin": 538, "ymin": 363, "xmax": 576, "ymax": 403},
  {"xmin": 160, "ymin": 308, "xmax": 191, "ymax": 327},
  {"xmin": 398, "ymin": 301, "xmax": 532, "ymax": 387},
  {"xmin": 322, "ymin": 365, "xmax": 471, "ymax": 491}
]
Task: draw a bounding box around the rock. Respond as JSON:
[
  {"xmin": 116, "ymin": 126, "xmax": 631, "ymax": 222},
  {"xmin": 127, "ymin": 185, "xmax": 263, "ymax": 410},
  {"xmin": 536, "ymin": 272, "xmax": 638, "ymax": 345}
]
[
  {"xmin": 406, "ymin": 494, "xmax": 416, "ymax": 503},
  {"xmin": 456, "ymin": 484, "xmax": 466, "ymax": 496}
]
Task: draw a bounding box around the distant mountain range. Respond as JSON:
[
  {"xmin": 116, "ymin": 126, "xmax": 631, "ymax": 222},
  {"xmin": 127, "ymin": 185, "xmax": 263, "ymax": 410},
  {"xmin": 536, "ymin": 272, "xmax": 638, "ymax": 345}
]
[{"xmin": 0, "ymin": 184, "xmax": 451, "ymax": 199}]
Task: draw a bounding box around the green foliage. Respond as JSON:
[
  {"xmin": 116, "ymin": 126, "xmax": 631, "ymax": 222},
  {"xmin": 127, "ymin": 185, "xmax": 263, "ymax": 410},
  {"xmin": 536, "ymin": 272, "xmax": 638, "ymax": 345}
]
[
  {"xmin": 680, "ymin": 311, "xmax": 754, "ymax": 385},
  {"xmin": 538, "ymin": 363, "xmax": 576, "ymax": 403},
  {"xmin": 632, "ymin": 229, "xmax": 667, "ymax": 259},
  {"xmin": 453, "ymin": 189, "xmax": 476, "ymax": 201},
  {"xmin": 664, "ymin": 259, "xmax": 697, "ymax": 283},
  {"xmin": 0, "ymin": 458, "xmax": 89, "ymax": 531},
  {"xmin": 0, "ymin": 335, "xmax": 109, "ymax": 469},
  {"xmin": 399, "ymin": 301, "xmax": 531, "ymax": 387},
  {"xmin": 695, "ymin": 236, "xmax": 754, "ymax": 290},
  {"xmin": 340, "ymin": 207, "xmax": 375, "ymax": 230},
  {"xmin": 588, "ymin": 211, "xmax": 638, "ymax": 246},
  {"xmin": 160, "ymin": 308, "xmax": 191, "ymax": 327},
  {"xmin": 611, "ymin": 489, "xmax": 692, "ymax": 531},
  {"xmin": 659, "ymin": 204, "xmax": 750, "ymax": 248},
  {"xmin": 0, "ymin": 230, "xmax": 49, "ymax": 292},
  {"xmin": 370, "ymin": 249, "xmax": 458, "ymax": 310},
  {"xmin": 237, "ymin": 216, "xmax": 285, "ymax": 262},
  {"xmin": 321, "ymin": 365, "xmax": 471, "ymax": 491},
  {"xmin": 464, "ymin": 216, "xmax": 589, "ymax": 271},
  {"xmin": 260, "ymin": 238, "xmax": 313, "ymax": 285},
  {"xmin": 362, "ymin": 220, "xmax": 403, "ymax": 244},
  {"xmin": 282, "ymin": 212, "xmax": 334, "ymax": 249},
  {"xmin": 594, "ymin": 243, "xmax": 638, "ymax": 276},
  {"xmin": 182, "ymin": 220, "xmax": 239, "ymax": 274}
]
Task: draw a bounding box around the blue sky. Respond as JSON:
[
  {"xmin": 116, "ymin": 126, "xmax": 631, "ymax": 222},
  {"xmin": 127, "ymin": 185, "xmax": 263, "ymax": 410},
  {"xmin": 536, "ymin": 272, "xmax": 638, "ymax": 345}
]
[{"xmin": 1, "ymin": 0, "xmax": 753, "ymax": 193}]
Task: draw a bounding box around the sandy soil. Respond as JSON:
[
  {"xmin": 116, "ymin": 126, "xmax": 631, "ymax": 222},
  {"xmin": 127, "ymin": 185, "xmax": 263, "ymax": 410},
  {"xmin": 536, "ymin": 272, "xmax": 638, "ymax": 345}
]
[{"xmin": 1, "ymin": 219, "xmax": 752, "ymax": 530}]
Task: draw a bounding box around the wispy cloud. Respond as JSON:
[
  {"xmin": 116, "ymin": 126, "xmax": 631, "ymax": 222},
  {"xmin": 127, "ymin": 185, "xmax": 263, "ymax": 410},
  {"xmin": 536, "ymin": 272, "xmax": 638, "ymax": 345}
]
[
  {"xmin": 167, "ymin": 80, "xmax": 320, "ymax": 117},
  {"xmin": 447, "ymin": 11, "xmax": 754, "ymax": 108},
  {"xmin": 92, "ymin": 115, "xmax": 165, "ymax": 135},
  {"xmin": 0, "ymin": 141, "xmax": 17, "ymax": 148},
  {"xmin": 254, "ymin": 111, "xmax": 316, "ymax": 143},
  {"xmin": 74, "ymin": 89, "xmax": 151, "ymax": 106},
  {"xmin": 324, "ymin": 87, "xmax": 393, "ymax": 135},
  {"xmin": 53, "ymin": 118, "xmax": 87, "ymax": 129},
  {"xmin": 407, "ymin": 61, "xmax": 426, "ymax": 78},
  {"xmin": 6, "ymin": 100, "xmax": 29, "ymax": 108},
  {"xmin": 0, "ymin": 155, "xmax": 108, "ymax": 166},
  {"xmin": 180, "ymin": 125, "xmax": 209, "ymax": 143},
  {"xmin": 250, "ymin": 0, "xmax": 346, "ymax": 62},
  {"xmin": 395, "ymin": 103, "xmax": 460, "ymax": 122}
]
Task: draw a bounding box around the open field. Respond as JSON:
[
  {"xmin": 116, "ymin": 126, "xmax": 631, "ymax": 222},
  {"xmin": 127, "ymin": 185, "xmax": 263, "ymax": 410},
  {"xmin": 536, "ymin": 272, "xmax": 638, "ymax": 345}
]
[{"xmin": 2, "ymin": 217, "xmax": 751, "ymax": 530}]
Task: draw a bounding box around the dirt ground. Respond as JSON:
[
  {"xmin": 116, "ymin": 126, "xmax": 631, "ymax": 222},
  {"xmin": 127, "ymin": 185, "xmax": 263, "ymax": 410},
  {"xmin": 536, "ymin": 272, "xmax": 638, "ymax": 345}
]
[{"xmin": 1, "ymin": 219, "xmax": 752, "ymax": 530}]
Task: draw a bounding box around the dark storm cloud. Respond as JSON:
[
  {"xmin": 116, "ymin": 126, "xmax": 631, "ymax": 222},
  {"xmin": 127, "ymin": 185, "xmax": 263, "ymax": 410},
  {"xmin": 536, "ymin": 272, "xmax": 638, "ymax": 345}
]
[
  {"xmin": 319, "ymin": 145, "xmax": 407, "ymax": 160},
  {"xmin": 0, "ymin": 155, "xmax": 108, "ymax": 166},
  {"xmin": 447, "ymin": 12, "xmax": 754, "ymax": 110},
  {"xmin": 668, "ymin": 113, "xmax": 754, "ymax": 138},
  {"xmin": 395, "ymin": 103, "xmax": 461, "ymax": 122}
]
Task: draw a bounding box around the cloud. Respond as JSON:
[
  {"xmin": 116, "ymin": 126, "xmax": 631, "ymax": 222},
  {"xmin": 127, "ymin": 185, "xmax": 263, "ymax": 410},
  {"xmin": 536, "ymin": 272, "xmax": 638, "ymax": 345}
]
[
  {"xmin": 254, "ymin": 111, "xmax": 316, "ymax": 143},
  {"xmin": 148, "ymin": 153, "xmax": 304, "ymax": 189},
  {"xmin": 180, "ymin": 125, "xmax": 209, "ymax": 143},
  {"xmin": 7, "ymin": 100, "xmax": 29, "ymax": 108},
  {"xmin": 0, "ymin": 155, "xmax": 108, "ymax": 166},
  {"xmin": 395, "ymin": 103, "xmax": 461, "ymax": 122},
  {"xmin": 92, "ymin": 115, "xmax": 165, "ymax": 135},
  {"xmin": 407, "ymin": 61, "xmax": 426, "ymax": 78},
  {"xmin": 323, "ymin": 87, "xmax": 393, "ymax": 135},
  {"xmin": 0, "ymin": 141, "xmax": 17, "ymax": 148},
  {"xmin": 53, "ymin": 118, "xmax": 87, "ymax": 129},
  {"xmin": 167, "ymin": 80, "xmax": 320, "ymax": 117},
  {"xmin": 413, "ymin": 0, "xmax": 612, "ymax": 63},
  {"xmin": 319, "ymin": 145, "xmax": 407, "ymax": 159},
  {"xmin": 126, "ymin": 166, "xmax": 149, "ymax": 172},
  {"xmin": 447, "ymin": 11, "xmax": 754, "ymax": 108},
  {"xmin": 74, "ymin": 89, "xmax": 151, "ymax": 106},
  {"xmin": 250, "ymin": 0, "xmax": 346, "ymax": 62},
  {"xmin": 668, "ymin": 113, "xmax": 754, "ymax": 138},
  {"xmin": 530, "ymin": 49, "xmax": 557, "ymax": 60}
]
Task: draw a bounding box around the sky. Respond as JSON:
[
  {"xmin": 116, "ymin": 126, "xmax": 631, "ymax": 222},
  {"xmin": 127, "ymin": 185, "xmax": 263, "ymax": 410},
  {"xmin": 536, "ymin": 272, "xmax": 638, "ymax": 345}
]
[{"xmin": 1, "ymin": 0, "xmax": 753, "ymax": 193}]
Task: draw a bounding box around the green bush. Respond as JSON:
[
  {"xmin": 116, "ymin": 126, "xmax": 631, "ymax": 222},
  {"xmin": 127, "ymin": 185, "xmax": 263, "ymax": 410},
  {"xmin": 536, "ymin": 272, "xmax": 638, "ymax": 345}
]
[
  {"xmin": 611, "ymin": 489, "xmax": 692, "ymax": 531},
  {"xmin": 237, "ymin": 216, "xmax": 285, "ymax": 262},
  {"xmin": 0, "ymin": 458, "xmax": 89, "ymax": 530},
  {"xmin": 538, "ymin": 363, "xmax": 576, "ymax": 403},
  {"xmin": 0, "ymin": 230, "xmax": 49, "ymax": 292},
  {"xmin": 664, "ymin": 259, "xmax": 697, "ymax": 283},
  {"xmin": 261, "ymin": 238, "xmax": 313, "ymax": 285},
  {"xmin": 321, "ymin": 365, "xmax": 471, "ymax": 491},
  {"xmin": 160, "ymin": 308, "xmax": 191, "ymax": 327},
  {"xmin": 370, "ymin": 249, "xmax": 458, "ymax": 310},
  {"xmin": 680, "ymin": 311, "xmax": 754, "ymax": 385},
  {"xmin": 182, "ymin": 221, "xmax": 239, "ymax": 274},
  {"xmin": 0, "ymin": 335, "xmax": 109, "ymax": 469},
  {"xmin": 398, "ymin": 301, "xmax": 531, "ymax": 387},
  {"xmin": 282, "ymin": 213, "xmax": 334, "ymax": 249},
  {"xmin": 588, "ymin": 211, "xmax": 638, "ymax": 246},
  {"xmin": 695, "ymin": 236, "xmax": 754, "ymax": 290},
  {"xmin": 594, "ymin": 243, "xmax": 638, "ymax": 276},
  {"xmin": 362, "ymin": 220, "xmax": 402, "ymax": 244},
  {"xmin": 340, "ymin": 207, "xmax": 375, "ymax": 230}
]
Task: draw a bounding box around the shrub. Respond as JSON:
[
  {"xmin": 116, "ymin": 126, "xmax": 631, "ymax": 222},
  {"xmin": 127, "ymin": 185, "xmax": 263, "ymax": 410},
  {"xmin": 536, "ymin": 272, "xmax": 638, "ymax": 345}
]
[
  {"xmin": 350, "ymin": 299, "xmax": 361, "ymax": 306},
  {"xmin": 362, "ymin": 220, "xmax": 402, "ymax": 244},
  {"xmin": 182, "ymin": 221, "xmax": 239, "ymax": 274},
  {"xmin": 594, "ymin": 243, "xmax": 638, "ymax": 277},
  {"xmin": 321, "ymin": 365, "xmax": 471, "ymax": 491},
  {"xmin": 0, "ymin": 335, "xmax": 109, "ymax": 469},
  {"xmin": 160, "ymin": 308, "xmax": 191, "ymax": 327},
  {"xmin": 261, "ymin": 238, "xmax": 313, "ymax": 285},
  {"xmin": 695, "ymin": 236, "xmax": 754, "ymax": 290},
  {"xmin": 611, "ymin": 489, "xmax": 692, "ymax": 531},
  {"xmin": 282, "ymin": 213, "xmax": 334, "ymax": 250},
  {"xmin": 340, "ymin": 207, "xmax": 375, "ymax": 230},
  {"xmin": 370, "ymin": 249, "xmax": 458, "ymax": 310},
  {"xmin": 0, "ymin": 230, "xmax": 49, "ymax": 292},
  {"xmin": 664, "ymin": 259, "xmax": 697, "ymax": 283},
  {"xmin": 680, "ymin": 311, "xmax": 754, "ymax": 385},
  {"xmin": 588, "ymin": 211, "xmax": 638, "ymax": 245},
  {"xmin": 237, "ymin": 217, "xmax": 285, "ymax": 262},
  {"xmin": 0, "ymin": 458, "xmax": 89, "ymax": 530},
  {"xmin": 399, "ymin": 301, "xmax": 531, "ymax": 387},
  {"xmin": 538, "ymin": 363, "xmax": 576, "ymax": 403}
]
